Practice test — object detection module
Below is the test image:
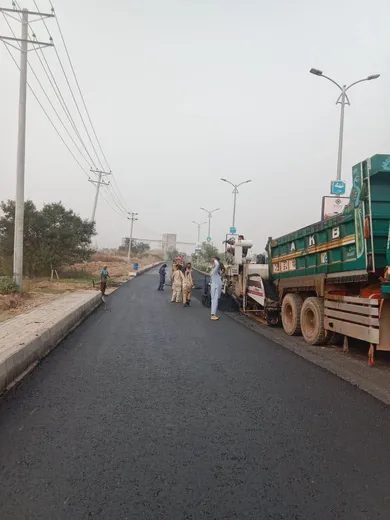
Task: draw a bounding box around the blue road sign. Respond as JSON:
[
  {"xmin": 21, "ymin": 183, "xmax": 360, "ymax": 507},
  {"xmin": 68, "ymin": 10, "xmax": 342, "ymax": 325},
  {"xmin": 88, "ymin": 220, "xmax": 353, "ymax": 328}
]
[
  {"xmin": 207, "ymin": 236, "xmax": 211, "ymax": 242},
  {"xmin": 331, "ymin": 180, "xmax": 346, "ymax": 196},
  {"xmin": 230, "ymin": 227, "xmax": 236, "ymax": 234}
]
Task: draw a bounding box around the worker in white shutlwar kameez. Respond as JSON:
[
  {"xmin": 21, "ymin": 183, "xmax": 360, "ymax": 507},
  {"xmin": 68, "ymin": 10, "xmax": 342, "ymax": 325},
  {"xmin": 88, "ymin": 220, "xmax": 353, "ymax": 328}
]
[{"xmin": 210, "ymin": 257, "xmax": 223, "ymax": 321}]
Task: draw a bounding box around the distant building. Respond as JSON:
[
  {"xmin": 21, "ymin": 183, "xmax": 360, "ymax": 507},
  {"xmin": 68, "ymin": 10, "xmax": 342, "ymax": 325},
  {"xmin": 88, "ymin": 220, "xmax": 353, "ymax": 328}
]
[{"xmin": 162, "ymin": 233, "xmax": 177, "ymax": 259}]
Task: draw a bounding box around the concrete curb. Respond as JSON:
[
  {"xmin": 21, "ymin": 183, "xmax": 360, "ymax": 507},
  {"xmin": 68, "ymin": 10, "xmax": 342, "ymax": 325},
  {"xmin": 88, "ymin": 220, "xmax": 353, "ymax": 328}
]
[
  {"xmin": 135, "ymin": 262, "xmax": 162, "ymax": 276},
  {"xmin": 0, "ymin": 263, "xmax": 161, "ymax": 396},
  {"xmin": 0, "ymin": 292, "xmax": 102, "ymax": 395},
  {"xmin": 127, "ymin": 262, "xmax": 162, "ymax": 278}
]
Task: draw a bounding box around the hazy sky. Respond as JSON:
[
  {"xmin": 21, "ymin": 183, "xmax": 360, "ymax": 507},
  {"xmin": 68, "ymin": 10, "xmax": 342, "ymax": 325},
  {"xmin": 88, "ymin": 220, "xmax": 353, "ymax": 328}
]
[{"xmin": 1, "ymin": 0, "xmax": 389, "ymax": 255}]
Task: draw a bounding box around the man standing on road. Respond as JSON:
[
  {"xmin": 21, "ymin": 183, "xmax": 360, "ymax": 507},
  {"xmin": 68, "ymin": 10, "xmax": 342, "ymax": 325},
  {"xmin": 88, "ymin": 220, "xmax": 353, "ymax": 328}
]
[
  {"xmin": 210, "ymin": 257, "xmax": 222, "ymax": 320},
  {"xmin": 182, "ymin": 262, "xmax": 194, "ymax": 307},
  {"xmin": 171, "ymin": 264, "xmax": 184, "ymax": 303},
  {"xmin": 158, "ymin": 264, "xmax": 167, "ymax": 291},
  {"xmin": 100, "ymin": 265, "xmax": 110, "ymax": 296}
]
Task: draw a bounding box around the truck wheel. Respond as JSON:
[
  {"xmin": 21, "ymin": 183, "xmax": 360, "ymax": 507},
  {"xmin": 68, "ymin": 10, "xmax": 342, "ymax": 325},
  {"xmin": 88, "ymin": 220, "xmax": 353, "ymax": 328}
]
[
  {"xmin": 281, "ymin": 293, "xmax": 303, "ymax": 336},
  {"xmin": 300, "ymin": 297, "xmax": 327, "ymax": 345}
]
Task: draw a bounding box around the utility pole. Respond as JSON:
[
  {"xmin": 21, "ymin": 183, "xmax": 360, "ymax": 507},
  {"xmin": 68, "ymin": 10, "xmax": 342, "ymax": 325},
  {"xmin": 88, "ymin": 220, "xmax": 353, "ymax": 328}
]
[
  {"xmin": 127, "ymin": 212, "xmax": 138, "ymax": 263},
  {"xmin": 0, "ymin": 7, "xmax": 54, "ymax": 290},
  {"xmin": 192, "ymin": 220, "xmax": 207, "ymax": 243},
  {"xmin": 89, "ymin": 169, "xmax": 111, "ymax": 222}
]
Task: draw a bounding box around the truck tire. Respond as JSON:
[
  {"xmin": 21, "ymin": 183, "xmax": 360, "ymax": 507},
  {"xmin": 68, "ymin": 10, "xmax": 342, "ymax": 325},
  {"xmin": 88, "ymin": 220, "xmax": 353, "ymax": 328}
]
[
  {"xmin": 281, "ymin": 293, "xmax": 303, "ymax": 336},
  {"xmin": 300, "ymin": 297, "xmax": 327, "ymax": 345}
]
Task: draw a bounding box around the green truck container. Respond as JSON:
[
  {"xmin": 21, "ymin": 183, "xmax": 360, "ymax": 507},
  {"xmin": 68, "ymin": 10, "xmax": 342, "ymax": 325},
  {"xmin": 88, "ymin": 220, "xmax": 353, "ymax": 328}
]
[
  {"xmin": 268, "ymin": 154, "xmax": 390, "ymax": 281},
  {"xmin": 266, "ymin": 154, "xmax": 390, "ymax": 358}
]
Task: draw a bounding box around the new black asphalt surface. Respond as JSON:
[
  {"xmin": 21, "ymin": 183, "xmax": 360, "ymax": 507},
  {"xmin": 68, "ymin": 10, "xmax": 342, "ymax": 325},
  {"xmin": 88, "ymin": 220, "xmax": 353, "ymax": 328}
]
[{"xmin": 1, "ymin": 268, "xmax": 390, "ymax": 519}]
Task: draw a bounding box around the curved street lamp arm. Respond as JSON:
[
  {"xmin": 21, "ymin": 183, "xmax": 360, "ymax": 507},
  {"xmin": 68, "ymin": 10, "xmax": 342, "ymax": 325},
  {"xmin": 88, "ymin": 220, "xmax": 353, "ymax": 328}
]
[
  {"xmin": 221, "ymin": 178, "xmax": 235, "ymax": 189},
  {"xmin": 211, "ymin": 208, "xmax": 220, "ymax": 214},
  {"xmin": 345, "ymin": 78, "xmax": 370, "ymax": 92},
  {"xmin": 237, "ymin": 180, "xmax": 252, "ymax": 188},
  {"xmin": 320, "ymin": 74, "xmax": 343, "ymax": 91}
]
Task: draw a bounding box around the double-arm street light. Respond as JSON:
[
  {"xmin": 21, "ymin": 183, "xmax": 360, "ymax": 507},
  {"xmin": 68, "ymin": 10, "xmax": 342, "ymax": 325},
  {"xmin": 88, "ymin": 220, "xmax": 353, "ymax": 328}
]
[
  {"xmin": 200, "ymin": 207, "xmax": 220, "ymax": 241},
  {"xmin": 221, "ymin": 178, "xmax": 252, "ymax": 229},
  {"xmin": 192, "ymin": 220, "xmax": 207, "ymax": 243},
  {"xmin": 309, "ymin": 68, "xmax": 380, "ymax": 181}
]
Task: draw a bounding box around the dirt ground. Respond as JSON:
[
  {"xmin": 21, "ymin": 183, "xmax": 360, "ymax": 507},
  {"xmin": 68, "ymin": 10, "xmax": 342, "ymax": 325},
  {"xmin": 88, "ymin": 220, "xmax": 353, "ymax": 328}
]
[
  {"xmin": 71, "ymin": 252, "xmax": 163, "ymax": 282},
  {"xmin": 0, "ymin": 251, "xmax": 162, "ymax": 323}
]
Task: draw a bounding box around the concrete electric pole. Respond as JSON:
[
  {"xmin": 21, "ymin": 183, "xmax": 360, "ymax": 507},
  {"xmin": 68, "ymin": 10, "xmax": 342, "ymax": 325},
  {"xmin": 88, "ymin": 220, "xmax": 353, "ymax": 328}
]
[
  {"xmin": 127, "ymin": 212, "xmax": 138, "ymax": 263},
  {"xmin": 89, "ymin": 169, "xmax": 111, "ymax": 222},
  {"xmin": 0, "ymin": 6, "xmax": 54, "ymax": 290}
]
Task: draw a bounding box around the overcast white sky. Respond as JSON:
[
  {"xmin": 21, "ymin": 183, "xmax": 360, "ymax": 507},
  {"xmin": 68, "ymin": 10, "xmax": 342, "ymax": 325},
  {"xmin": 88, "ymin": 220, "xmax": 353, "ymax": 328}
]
[{"xmin": 1, "ymin": 0, "xmax": 389, "ymax": 254}]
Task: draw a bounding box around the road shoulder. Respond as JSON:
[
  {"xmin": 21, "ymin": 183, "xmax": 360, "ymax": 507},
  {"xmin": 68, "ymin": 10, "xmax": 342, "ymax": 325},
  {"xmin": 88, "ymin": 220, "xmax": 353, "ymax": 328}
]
[{"xmin": 226, "ymin": 312, "xmax": 390, "ymax": 405}]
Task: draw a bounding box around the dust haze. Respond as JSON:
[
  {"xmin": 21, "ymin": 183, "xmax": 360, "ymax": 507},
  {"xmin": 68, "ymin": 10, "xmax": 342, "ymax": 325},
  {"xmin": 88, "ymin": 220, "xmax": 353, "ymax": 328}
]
[{"xmin": 1, "ymin": 0, "xmax": 389, "ymax": 254}]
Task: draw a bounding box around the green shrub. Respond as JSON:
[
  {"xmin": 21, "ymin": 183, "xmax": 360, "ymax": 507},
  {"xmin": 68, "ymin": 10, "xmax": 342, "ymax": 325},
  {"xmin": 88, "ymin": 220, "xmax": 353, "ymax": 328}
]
[{"xmin": 0, "ymin": 276, "xmax": 19, "ymax": 294}]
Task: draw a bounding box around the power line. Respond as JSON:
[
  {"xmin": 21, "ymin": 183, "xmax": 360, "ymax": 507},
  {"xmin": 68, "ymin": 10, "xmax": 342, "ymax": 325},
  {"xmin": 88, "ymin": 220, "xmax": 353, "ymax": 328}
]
[
  {"xmin": 29, "ymin": 0, "xmax": 94, "ymax": 164},
  {"xmin": 1, "ymin": 38, "xmax": 91, "ymax": 179},
  {"xmin": 46, "ymin": 0, "xmax": 132, "ymax": 214},
  {"xmin": 24, "ymin": 0, "xmax": 104, "ymax": 171},
  {"xmin": 107, "ymin": 182, "xmax": 130, "ymax": 214},
  {"xmin": 99, "ymin": 188, "xmax": 127, "ymax": 218},
  {"xmin": 10, "ymin": 1, "xmax": 95, "ymax": 169},
  {"xmin": 3, "ymin": 11, "xmax": 94, "ymax": 169},
  {"xmin": 102, "ymin": 184, "xmax": 130, "ymax": 217},
  {"xmin": 110, "ymin": 177, "xmax": 130, "ymax": 211},
  {"xmin": 138, "ymin": 222, "xmax": 161, "ymax": 237},
  {"xmin": 48, "ymin": 0, "xmax": 111, "ymax": 172},
  {"xmin": 3, "ymin": 1, "xmax": 132, "ymax": 222}
]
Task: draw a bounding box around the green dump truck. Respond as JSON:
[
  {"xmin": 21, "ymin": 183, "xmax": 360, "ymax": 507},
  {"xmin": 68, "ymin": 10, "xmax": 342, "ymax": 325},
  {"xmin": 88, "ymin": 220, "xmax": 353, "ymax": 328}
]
[
  {"xmin": 266, "ymin": 154, "xmax": 390, "ymax": 359},
  {"xmin": 221, "ymin": 154, "xmax": 390, "ymax": 363}
]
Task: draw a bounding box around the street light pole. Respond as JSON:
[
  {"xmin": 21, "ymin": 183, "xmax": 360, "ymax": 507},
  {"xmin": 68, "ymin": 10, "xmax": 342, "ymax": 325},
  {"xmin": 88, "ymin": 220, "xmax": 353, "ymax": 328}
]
[
  {"xmin": 200, "ymin": 207, "xmax": 220, "ymax": 241},
  {"xmin": 221, "ymin": 178, "xmax": 252, "ymax": 228},
  {"xmin": 309, "ymin": 68, "xmax": 380, "ymax": 181},
  {"xmin": 336, "ymin": 87, "xmax": 346, "ymax": 182},
  {"xmin": 192, "ymin": 220, "xmax": 207, "ymax": 243}
]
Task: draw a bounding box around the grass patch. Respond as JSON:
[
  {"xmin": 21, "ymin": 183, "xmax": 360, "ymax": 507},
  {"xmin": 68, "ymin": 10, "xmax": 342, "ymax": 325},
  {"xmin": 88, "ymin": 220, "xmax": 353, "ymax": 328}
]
[
  {"xmin": 33, "ymin": 288, "xmax": 68, "ymax": 294},
  {"xmin": 58, "ymin": 269, "xmax": 95, "ymax": 280},
  {"xmin": 59, "ymin": 278, "xmax": 97, "ymax": 285}
]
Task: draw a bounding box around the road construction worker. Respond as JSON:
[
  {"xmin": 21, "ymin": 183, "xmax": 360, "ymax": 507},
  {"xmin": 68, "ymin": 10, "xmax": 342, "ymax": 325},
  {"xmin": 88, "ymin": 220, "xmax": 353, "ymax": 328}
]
[
  {"xmin": 158, "ymin": 264, "xmax": 167, "ymax": 291},
  {"xmin": 210, "ymin": 257, "xmax": 222, "ymax": 320},
  {"xmin": 171, "ymin": 264, "xmax": 184, "ymax": 303},
  {"xmin": 182, "ymin": 262, "xmax": 194, "ymax": 307},
  {"xmin": 100, "ymin": 266, "xmax": 110, "ymax": 296}
]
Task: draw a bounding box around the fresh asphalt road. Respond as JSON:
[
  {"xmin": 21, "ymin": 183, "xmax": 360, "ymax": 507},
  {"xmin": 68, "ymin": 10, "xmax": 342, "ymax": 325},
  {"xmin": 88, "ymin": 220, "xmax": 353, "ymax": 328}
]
[{"xmin": 1, "ymin": 269, "xmax": 390, "ymax": 519}]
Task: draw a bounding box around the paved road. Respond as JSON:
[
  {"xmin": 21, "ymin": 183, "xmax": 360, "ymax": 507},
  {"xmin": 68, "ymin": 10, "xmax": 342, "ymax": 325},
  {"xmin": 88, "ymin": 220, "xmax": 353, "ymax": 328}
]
[{"xmin": 1, "ymin": 269, "xmax": 390, "ymax": 519}]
